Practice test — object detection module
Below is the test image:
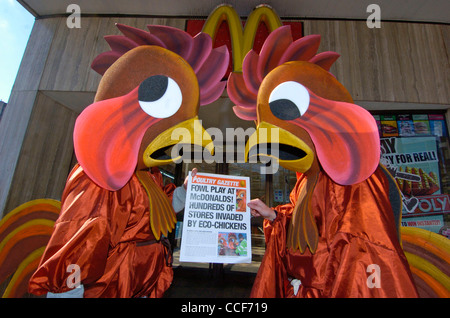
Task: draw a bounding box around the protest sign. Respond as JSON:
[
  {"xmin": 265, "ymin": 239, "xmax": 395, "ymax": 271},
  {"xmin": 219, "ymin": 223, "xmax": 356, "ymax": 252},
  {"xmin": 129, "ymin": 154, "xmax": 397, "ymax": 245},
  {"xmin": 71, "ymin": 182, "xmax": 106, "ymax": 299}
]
[{"xmin": 179, "ymin": 172, "xmax": 251, "ymax": 264}]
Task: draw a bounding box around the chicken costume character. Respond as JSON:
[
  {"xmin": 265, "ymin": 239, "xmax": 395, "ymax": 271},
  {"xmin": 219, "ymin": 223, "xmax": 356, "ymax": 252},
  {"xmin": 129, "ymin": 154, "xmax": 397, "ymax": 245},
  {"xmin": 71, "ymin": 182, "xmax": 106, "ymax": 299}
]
[
  {"xmin": 28, "ymin": 24, "xmax": 229, "ymax": 298},
  {"xmin": 228, "ymin": 26, "xmax": 418, "ymax": 297}
]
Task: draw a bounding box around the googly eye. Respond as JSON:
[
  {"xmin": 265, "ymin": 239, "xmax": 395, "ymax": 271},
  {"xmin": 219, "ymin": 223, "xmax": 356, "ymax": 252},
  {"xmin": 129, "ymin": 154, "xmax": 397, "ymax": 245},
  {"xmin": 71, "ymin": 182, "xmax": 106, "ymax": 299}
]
[
  {"xmin": 138, "ymin": 75, "xmax": 182, "ymax": 118},
  {"xmin": 268, "ymin": 81, "xmax": 310, "ymax": 120}
]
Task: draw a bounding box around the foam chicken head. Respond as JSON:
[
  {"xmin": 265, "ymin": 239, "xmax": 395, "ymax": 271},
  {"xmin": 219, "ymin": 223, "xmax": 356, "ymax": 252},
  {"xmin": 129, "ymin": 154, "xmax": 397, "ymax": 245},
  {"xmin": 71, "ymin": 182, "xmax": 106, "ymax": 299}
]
[
  {"xmin": 75, "ymin": 24, "xmax": 229, "ymax": 191},
  {"xmin": 228, "ymin": 26, "xmax": 380, "ymax": 252}
]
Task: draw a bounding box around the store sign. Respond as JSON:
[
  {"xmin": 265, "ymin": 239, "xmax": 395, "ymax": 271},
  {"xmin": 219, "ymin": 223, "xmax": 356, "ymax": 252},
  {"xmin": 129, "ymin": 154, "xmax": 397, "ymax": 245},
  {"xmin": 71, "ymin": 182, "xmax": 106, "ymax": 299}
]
[
  {"xmin": 407, "ymin": 194, "xmax": 450, "ymax": 214},
  {"xmin": 186, "ymin": 4, "xmax": 302, "ymax": 74}
]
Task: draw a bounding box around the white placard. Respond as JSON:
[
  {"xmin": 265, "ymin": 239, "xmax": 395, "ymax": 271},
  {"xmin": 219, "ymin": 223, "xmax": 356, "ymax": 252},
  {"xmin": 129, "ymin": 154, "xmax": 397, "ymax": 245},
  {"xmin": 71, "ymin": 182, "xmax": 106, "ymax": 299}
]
[{"xmin": 179, "ymin": 172, "xmax": 251, "ymax": 264}]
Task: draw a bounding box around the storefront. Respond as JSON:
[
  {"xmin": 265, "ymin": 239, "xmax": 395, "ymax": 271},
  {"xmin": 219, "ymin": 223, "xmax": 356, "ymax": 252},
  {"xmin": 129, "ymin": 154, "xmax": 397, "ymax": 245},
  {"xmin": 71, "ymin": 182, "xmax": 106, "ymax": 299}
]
[
  {"xmin": 374, "ymin": 111, "xmax": 450, "ymax": 235},
  {"xmin": 162, "ymin": 109, "xmax": 450, "ymax": 259}
]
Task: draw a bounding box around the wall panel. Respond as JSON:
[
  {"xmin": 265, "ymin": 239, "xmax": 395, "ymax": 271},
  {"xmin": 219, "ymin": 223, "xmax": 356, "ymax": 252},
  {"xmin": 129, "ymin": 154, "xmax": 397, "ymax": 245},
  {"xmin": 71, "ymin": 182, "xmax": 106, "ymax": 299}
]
[
  {"xmin": 303, "ymin": 20, "xmax": 450, "ymax": 105},
  {"xmin": 0, "ymin": 18, "xmax": 59, "ymax": 216},
  {"xmin": 39, "ymin": 17, "xmax": 187, "ymax": 93},
  {"xmin": 39, "ymin": 17, "xmax": 450, "ymax": 105},
  {"xmin": 4, "ymin": 93, "xmax": 77, "ymax": 213}
]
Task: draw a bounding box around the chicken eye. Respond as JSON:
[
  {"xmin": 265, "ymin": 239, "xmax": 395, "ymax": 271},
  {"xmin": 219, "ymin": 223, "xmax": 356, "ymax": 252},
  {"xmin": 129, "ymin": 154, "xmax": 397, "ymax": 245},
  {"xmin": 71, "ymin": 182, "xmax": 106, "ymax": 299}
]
[
  {"xmin": 138, "ymin": 75, "xmax": 182, "ymax": 118},
  {"xmin": 268, "ymin": 81, "xmax": 310, "ymax": 120}
]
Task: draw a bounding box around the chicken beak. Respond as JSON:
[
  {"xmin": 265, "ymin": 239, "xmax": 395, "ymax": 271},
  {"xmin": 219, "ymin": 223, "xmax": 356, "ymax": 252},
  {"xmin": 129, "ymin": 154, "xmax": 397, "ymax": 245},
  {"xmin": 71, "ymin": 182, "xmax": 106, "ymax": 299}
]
[
  {"xmin": 245, "ymin": 121, "xmax": 315, "ymax": 173},
  {"xmin": 143, "ymin": 117, "xmax": 214, "ymax": 167}
]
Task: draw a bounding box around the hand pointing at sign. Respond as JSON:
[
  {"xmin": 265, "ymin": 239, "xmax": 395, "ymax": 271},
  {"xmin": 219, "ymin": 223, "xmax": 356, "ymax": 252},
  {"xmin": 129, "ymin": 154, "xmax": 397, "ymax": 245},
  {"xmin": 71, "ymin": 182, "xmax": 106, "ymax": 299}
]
[{"xmin": 247, "ymin": 199, "xmax": 277, "ymax": 221}]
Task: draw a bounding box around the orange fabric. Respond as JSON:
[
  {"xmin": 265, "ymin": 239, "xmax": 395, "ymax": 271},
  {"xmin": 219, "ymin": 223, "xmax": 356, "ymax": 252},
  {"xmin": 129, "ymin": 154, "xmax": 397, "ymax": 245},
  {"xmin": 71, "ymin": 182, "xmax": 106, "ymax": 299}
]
[
  {"xmin": 28, "ymin": 165, "xmax": 176, "ymax": 298},
  {"xmin": 251, "ymin": 167, "xmax": 419, "ymax": 298}
]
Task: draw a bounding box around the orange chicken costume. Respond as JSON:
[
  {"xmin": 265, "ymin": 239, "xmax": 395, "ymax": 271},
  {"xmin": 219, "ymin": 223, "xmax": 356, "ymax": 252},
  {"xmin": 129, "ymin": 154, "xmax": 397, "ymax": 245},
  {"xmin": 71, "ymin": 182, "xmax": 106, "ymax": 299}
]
[
  {"xmin": 28, "ymin": 24, "xmax": 229, "ymax": 297},
  {"xmin": 228, "ymin": 26, "xmax": 418, "ymax": 297}
]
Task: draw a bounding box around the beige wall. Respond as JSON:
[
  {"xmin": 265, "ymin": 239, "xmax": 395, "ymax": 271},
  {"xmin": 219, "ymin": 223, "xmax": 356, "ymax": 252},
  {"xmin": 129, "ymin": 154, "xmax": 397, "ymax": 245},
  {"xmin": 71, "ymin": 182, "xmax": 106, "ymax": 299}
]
[
  {"xmin": 305, "ymin": 20, "xmax": 450, "ymax": 105},
  {"xmin": 1, "ymin": 16, "xmax": 449, "ymax": 216},
  {"xmin": 0, "ymin": 18, "xmax": 59, "ymax": 216}
]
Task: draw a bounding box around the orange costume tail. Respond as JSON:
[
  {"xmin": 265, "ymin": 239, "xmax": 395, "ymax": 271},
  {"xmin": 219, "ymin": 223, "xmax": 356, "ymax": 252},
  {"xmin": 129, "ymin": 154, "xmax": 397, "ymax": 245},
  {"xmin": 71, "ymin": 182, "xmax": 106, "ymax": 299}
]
[{"xmin": 0, "ymin": 199, "xmax": 60, "ymax": 298}]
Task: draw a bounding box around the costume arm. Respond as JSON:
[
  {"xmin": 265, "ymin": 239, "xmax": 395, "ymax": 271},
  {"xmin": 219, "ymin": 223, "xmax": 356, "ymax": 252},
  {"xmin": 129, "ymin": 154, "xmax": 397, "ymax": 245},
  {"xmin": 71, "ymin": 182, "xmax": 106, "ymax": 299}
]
[
  {"xmin": 251, "ymin": 202, "xmax": 294, "ymax": 297},
  {"xmin": 29, "ymin": 166, "xmax": 117, "ymax": 296},
  {"xmin": 171, "ymin": 186, "xmax": 186, "ymax": 213}
]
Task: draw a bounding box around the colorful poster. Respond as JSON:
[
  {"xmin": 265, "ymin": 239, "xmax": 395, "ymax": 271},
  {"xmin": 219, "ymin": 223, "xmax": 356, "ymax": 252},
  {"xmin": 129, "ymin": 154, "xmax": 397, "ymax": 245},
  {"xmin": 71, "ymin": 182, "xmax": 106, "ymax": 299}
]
[
  {"xmin": 274, "ymin": 189, "xmax": 284, "ymax": 202},
  {"xmin": 179, "ymin": 172, "xmax": 251, "ymax": 264},
  {"xmin": 412, "ymin": 114, "xmax": 431, "ymax": 135},
  {"xmin": 429, "ymin": 114, "xmax": 448, "ymax": 137},
  {"xmin": 397, "ymin": 114, "xmax": 415, "ymax": 136},
  {"xmin": 380, "ymin": 136, "xmax": 443, "ymax": 218},
  {"xmin": 373, "ymin": 115, "xmax": 382, "ymax": 137},
  {"xmin": 381, "ymin": 115, "xmax": 398, "ymax": 137}
]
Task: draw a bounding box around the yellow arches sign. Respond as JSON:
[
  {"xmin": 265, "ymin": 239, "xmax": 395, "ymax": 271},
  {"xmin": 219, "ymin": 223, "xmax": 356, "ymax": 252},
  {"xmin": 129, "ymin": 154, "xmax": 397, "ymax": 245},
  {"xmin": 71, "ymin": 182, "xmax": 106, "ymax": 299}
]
[{"xmin": 187, "ymin": 4, "xmax": 302, "ymax": 72}]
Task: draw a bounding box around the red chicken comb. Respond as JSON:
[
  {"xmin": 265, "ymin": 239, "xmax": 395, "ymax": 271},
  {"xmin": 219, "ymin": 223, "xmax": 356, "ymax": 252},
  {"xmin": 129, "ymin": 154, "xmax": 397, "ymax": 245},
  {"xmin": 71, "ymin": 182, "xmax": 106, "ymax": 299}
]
[
  {"xmin": 227, "ymin": 25, "xmax": 340, "ymax": 120},
  {"xmin": 92, "ymin": 24, "xmax": 229, "ymax": 106}
]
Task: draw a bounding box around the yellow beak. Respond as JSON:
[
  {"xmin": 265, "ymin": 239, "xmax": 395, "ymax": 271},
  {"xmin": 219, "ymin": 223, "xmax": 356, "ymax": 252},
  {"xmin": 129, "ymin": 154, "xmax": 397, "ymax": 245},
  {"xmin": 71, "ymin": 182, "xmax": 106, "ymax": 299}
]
[
  {"xmin": 245, "ymin": 121, "xmax": 314, "ymax": 173},
  {"xmin": 143, "ymin": 117, "xmax": 214, "ymax": 167}
]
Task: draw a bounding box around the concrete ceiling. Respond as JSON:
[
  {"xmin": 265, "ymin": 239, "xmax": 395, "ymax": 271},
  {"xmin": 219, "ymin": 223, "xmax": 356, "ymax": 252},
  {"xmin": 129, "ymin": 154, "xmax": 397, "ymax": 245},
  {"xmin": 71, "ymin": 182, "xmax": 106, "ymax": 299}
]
[{"xmin": 19, "ymin": 0, "xmax": 450, "ymax": 24}]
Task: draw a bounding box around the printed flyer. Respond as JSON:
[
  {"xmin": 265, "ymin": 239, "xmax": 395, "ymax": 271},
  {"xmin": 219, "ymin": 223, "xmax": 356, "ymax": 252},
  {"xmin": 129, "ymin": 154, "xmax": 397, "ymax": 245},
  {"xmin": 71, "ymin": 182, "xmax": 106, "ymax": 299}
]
[{"xmin": 179, "ymin": 172, "xmax": 252, "ymax": 264}]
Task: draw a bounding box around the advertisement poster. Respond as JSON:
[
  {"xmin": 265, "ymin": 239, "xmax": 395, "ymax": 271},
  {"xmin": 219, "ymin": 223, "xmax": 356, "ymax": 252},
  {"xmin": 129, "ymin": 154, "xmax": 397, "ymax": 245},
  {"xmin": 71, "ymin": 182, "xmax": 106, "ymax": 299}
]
[
  {"xmin": 429, "ymin": 114, "xmax": 448, "ymax": 137},
  {"xmin": 397, "ymin": 114, "xmax": 415, "ymax": 136},
  {"xmin": 374, "ymin": 113, "xmax": 448, "ymax": 138},
  {"xmin": 380, "ymin": 136, "xmax": 449, "ymax": 220},
  {"xmin": 380, "ymin": 115, "xmax": 399, "ymax": 137},
  {"xmin": 179, "ymin": 172, "xmax": 252, "ymax": 264}
]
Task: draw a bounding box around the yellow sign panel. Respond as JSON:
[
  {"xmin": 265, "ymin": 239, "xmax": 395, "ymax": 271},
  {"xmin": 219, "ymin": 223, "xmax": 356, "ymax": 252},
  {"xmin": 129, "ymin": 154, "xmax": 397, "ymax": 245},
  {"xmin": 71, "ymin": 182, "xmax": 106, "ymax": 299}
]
[{"xmin": 202, "ymin": 4, "xmax": 283, "ymax": 72}]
